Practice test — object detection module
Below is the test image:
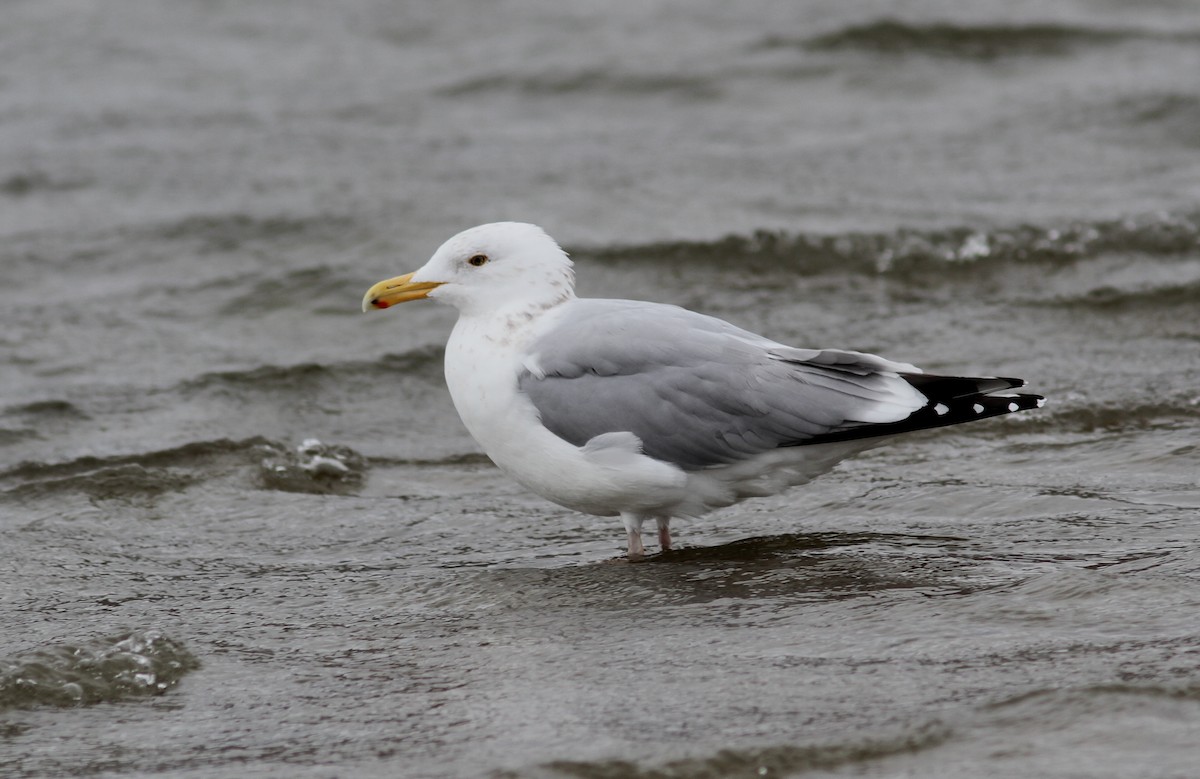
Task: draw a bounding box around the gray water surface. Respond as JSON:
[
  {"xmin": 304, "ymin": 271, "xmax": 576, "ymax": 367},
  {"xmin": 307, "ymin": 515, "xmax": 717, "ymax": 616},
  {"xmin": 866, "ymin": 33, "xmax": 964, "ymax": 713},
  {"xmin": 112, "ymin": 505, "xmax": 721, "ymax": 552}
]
[{"xmin": 3, "ymin": 2, "xmax": 1200, "ymax": 777}]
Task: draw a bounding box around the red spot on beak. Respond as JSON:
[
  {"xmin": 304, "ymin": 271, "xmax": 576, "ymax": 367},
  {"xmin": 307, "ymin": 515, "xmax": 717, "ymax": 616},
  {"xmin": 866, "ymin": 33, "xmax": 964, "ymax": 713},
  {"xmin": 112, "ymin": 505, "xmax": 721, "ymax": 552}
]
[{"xmin": 374, "ymin": 300, "xmax": 389, "ymax": 309}]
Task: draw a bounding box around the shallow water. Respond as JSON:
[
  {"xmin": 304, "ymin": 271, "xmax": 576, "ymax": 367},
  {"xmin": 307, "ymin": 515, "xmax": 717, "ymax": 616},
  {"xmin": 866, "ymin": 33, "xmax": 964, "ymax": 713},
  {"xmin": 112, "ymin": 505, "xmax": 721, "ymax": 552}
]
[{"xmin": 3, "ymin": 1, "xmax": 1200, "ymax": 777}]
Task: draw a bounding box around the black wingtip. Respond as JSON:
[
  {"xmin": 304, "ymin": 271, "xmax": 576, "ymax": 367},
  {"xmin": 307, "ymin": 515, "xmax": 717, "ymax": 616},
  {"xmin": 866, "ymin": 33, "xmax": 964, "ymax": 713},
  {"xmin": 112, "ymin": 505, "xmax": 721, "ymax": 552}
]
[
  {"xmin": 902, "ymin": 373, "xmax": 1025, "ymax": 400},
  {"xmin": 788, "ymin": 375, "xmax": 1044, "ymax": 448}
]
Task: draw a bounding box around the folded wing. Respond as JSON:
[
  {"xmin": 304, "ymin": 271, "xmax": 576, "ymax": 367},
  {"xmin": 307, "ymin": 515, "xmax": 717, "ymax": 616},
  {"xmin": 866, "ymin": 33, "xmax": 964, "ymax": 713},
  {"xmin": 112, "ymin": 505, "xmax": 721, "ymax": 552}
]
[{"xmin": 518, "ymin": 300, "xmax": 940, "ymax": 470}]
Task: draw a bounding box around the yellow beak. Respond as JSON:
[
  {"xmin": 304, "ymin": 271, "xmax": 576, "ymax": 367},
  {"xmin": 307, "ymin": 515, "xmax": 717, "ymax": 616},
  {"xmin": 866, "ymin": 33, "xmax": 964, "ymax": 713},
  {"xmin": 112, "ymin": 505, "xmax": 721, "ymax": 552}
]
[{"xmin": 361, "ymin": 272, "xmax": 444, "ymax": 312}]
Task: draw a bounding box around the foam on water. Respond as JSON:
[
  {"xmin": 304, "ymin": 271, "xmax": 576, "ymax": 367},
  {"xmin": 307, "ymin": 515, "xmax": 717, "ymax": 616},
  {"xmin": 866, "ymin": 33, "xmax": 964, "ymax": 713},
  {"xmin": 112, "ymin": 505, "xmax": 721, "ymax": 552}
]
[{"xmin": 0, "ymin": 631, "xmax": 199, "ymax": 709}]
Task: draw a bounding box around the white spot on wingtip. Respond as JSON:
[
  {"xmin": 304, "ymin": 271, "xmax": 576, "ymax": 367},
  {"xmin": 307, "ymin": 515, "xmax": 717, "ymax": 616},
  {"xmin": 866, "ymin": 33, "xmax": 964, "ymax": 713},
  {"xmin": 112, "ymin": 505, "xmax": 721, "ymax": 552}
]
[
  {"xmin": 1008, "ymin": 402, "xmax": 1019, "ymax": 412},
  {"xmin": 934, "ymin": 403, "xmax": 949, "ymax": 416},
  {"xmin": 1036, "ymin": 398, "xmax": 1046, "ymax": 408},
  {"xmin": 973, "ymin": 403, "xmax": 984, "ymax": 414}
]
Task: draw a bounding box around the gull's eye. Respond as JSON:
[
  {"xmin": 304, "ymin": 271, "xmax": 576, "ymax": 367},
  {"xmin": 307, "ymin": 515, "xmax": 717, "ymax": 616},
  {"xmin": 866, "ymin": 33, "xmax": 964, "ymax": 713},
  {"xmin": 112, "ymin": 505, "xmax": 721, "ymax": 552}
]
[{"xmin": 467, "ymin": 254, "xmax": 489, "ymax": 267}]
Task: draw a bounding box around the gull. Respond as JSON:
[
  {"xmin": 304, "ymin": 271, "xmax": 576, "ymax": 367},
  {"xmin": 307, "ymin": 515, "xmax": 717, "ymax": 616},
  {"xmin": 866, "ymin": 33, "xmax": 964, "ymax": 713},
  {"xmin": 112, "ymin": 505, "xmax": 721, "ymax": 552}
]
[{"xmin": 363, "ymin": 222, "xmax": 1043, "ymax": 559}]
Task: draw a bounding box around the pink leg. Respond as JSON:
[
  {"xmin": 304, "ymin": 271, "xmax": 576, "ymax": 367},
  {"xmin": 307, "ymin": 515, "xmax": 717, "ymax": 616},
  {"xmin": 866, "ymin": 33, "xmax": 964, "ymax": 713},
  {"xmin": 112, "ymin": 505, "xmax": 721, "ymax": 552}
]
[
  {"xmin": 656, "ymin": 517, "xmax": 672, "ymax": 551},
  {"xmin": 627, "ymin": 530, "xmax": 645, "ymax": 559},
  {"xmin": 622, "ymin": 513, "xmax": 646, "ymax": 560}
]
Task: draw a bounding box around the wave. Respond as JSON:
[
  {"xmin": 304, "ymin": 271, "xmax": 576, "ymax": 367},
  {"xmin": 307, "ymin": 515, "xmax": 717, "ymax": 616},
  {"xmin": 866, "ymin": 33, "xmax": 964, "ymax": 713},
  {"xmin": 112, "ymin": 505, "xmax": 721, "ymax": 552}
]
[
  {"xmin": 507, "ymin": 681, "xmax": 1198, "ymax": 778},
  {"xmin": 1122, "ymin": 93, "xmax": 1200, "ymax": 148},
  {"xmin": 370, "ymin": 452, "xmax": 493, "ymax": 467},
  {"xmin": 1, "ymin": 436, "xmax": 371, "ymax": 499},
  {"xmin": 1074, "ymin": 92, "xmax": 1200, "ymax": 150},
  {"xmin": 1018, "ymin": 399, "xmax": 1200, "ymax": 435},
  {"xmin": 0, "ymin": 630, "xmax": 199, "ymax": 709},
  {"xmin": 0, "ymin": 428, "xmax": 35, "ymax": 446},
  {"xmin": 1, "ymin": 400, "xmax": 90, "ymax": 448},
  {"xmin": 178, "ymin": 346, "xmax": 444, "ymax": 395},
  {"xmin": 578, "ymin": 211, "xmax": 1200, "ymax": 276},
  {"xmin": 983, "ymin": 566, "xmax": 1192, "ymax": 604},
  {"xmin": 438, "ymin": 69, "xmax": 720, "ymax": 100},
  {"xmin": 0, "ymin": 399, "xmax": 90, "ymax": 446},
  {"xmin": 216, "ymin": 264, "xmax": 367, "ymax": 316},
  {"xmin": 1, "ymin": 437, "xmax": 270, "ymax": 483},
  {"xmin": 1045, "ymin": 277, "xmax": 1200, "ymax": 310},
  {"xmin": 148, "ymin": 212, "xmax": 359, "ymax": 253},
  {"xmin": 761, "ymin": 19, "xmax": 1199, "ymax": 59},
  {"xmin": 1, "ymin": 170, "xmax": 93, "ymax": 198},
  {"xmin": 3, "ymin": 399, "xmax": 89, "ymax": 418},
  {"xmin": 503, "ymin": 720, "xmax": 951, "ymax": 778},
  {"xmin": 987, "ymin": 681, "xmax": 1200, "ymax": 714},
  {"xmin": 4, "ymin": 463, "xmax": 203, "ymax": 501},
  {"xmin": 0, "ymin": 437, "xmax": 267, "ymax": 499}
]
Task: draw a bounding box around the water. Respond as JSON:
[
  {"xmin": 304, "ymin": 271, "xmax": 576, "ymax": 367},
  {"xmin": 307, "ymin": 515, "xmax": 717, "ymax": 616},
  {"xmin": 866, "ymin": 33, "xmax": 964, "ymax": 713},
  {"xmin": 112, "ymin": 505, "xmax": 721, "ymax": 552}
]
[{"xmin": 2, "ymin": 1, "xmax": 1199, "ymax": 777}]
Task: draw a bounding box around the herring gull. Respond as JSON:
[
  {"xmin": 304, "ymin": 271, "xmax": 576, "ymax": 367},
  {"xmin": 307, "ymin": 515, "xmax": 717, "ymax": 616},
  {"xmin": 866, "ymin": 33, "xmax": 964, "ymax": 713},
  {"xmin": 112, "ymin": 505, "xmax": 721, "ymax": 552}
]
[{"xmin": 363, "ymin": 222, "xmax": 1043, "ymax": 559}]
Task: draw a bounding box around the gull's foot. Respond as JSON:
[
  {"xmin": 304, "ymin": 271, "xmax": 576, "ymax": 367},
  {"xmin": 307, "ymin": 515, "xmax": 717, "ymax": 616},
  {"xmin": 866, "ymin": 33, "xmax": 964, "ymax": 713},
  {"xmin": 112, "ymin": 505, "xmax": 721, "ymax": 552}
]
[{"xmin": 601, "ymin": 551, "xmax": 649, "ymax": 564}]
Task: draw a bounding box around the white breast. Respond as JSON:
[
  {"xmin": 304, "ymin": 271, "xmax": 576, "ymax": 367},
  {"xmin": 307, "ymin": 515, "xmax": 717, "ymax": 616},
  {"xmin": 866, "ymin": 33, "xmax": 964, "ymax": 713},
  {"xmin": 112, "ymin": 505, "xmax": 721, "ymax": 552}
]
[{"xmin": 442, "ymin": 309, "xmax": 687, "ymax": 517}]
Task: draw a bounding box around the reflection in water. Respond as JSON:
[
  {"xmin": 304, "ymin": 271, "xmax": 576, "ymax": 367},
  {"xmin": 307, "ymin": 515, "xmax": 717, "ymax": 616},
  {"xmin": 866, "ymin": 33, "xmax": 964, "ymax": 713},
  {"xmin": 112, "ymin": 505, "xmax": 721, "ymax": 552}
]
[{"xmin": 459, "ymin": 532, "xmax": 971, "ymax": 612}]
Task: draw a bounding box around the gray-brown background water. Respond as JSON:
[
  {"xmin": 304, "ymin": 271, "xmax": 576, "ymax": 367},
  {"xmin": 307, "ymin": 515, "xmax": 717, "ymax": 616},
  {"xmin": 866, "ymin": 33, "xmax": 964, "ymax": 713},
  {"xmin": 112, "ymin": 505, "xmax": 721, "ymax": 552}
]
[{"xmin": 3, "ymin": 1, "xmax": 1200, "ymax": 777}]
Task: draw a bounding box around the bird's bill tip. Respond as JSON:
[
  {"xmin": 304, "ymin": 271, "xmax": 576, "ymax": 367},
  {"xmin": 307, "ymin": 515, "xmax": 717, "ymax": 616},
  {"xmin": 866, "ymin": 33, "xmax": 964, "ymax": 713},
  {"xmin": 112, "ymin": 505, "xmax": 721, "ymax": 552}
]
[{"xmin": 361, "ymin": 272, "xmax": 443, "ymax": 312}]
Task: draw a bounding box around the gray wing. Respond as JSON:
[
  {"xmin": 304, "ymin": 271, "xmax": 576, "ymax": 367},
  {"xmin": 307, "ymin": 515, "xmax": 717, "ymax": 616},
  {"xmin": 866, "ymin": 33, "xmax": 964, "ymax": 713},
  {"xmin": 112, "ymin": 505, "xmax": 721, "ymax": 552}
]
[{"xmin": 518, "ymin": 299, "xmax": 924, "ymax": 470}]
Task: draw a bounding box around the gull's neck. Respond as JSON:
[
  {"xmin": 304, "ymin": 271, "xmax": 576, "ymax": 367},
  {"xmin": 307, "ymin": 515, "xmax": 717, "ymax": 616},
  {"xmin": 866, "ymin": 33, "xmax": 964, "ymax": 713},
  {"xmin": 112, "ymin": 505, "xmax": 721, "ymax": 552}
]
[
  {"xmin": 452, "ymin": 276, "xmax": 576, "ymax": 322},
  {"xmin": 452, "ymin": 292, "xmax": 576, "ymax": 352}
]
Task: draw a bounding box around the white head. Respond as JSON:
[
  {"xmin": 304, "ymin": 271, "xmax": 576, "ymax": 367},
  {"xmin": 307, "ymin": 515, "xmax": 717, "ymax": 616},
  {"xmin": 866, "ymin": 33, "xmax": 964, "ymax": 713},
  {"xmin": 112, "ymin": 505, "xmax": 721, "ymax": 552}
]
[{"xmin": 362, "ymin": 222, "xmax": 576, "ymax": 317}]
